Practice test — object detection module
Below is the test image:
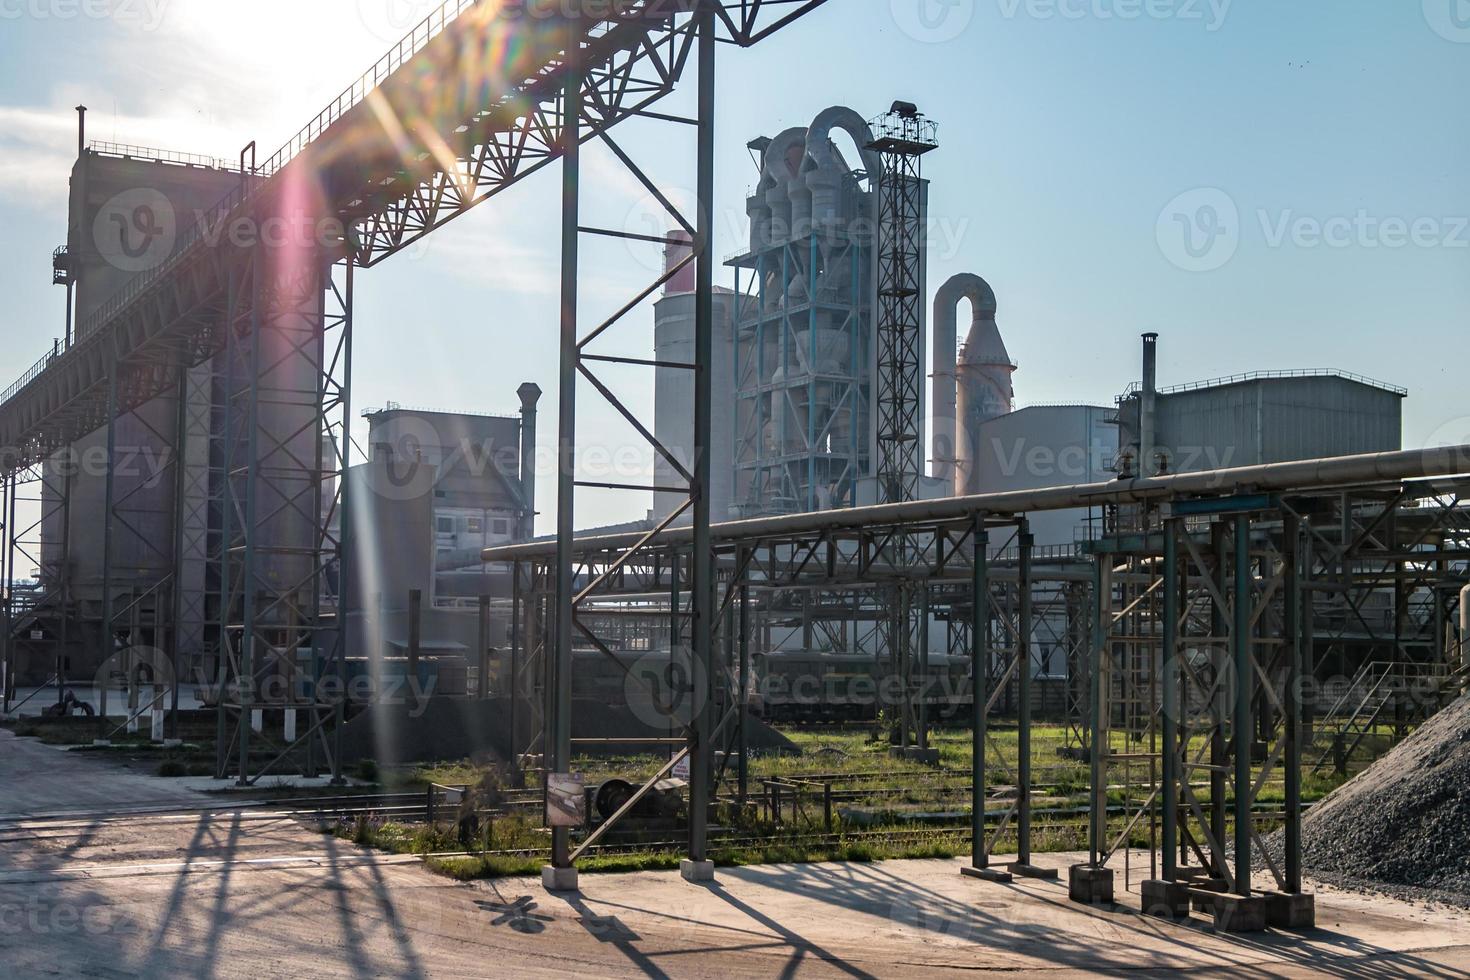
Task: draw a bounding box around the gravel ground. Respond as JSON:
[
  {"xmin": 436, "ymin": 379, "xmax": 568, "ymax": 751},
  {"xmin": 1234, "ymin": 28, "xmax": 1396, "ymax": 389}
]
[{"xmin": 1271, "ymin": 692, "xmax": 1470, "ymax": 906}]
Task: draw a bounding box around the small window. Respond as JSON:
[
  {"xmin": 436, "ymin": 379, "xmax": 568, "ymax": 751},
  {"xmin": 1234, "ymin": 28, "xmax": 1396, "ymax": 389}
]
[
  {"xmin": 436, "ymin": 517, "xmax": 454, "ymax": 534},
  {"xmin": 492, "ymin": 519, "xmax": 510, "ymax": 535},
  {"xmin": 466, "ymin": 517, "xmax": 483, "ymax": 533}
]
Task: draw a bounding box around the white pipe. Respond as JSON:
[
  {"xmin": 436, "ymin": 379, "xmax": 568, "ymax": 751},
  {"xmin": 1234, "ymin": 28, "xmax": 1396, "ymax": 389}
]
[
  {"xmin": 484, "ymin": 444, "xmax": 1470, "ymax": 562},
  {"xmin": 932, "ymin": 274, "xmax": 997, "ymax": 492},
  {"xmin": 802, "ymin": 107, "xmax": 880, "ymax": 231}
]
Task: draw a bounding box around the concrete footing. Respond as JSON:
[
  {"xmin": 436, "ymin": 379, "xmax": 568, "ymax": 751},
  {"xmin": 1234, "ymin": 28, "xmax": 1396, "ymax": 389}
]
[
  {"xmin": 1068, "ymin": 864, "xmax": 1114, "ymax": 905},
  {"xmin": 887, "ymin": 747, "xmax": 940, "ymax": 765},
  {"xmin": 680, "ymin": 859, "xmax": 715, "ymax": 883},
  {"xmin": 1265, "ymin": 891, "xmax": 1316, "ymax": 930},
  {"xmin": 1008, "ymin": 863, "xmax": 1059, "ymax": 880},
  {"xmin": 1212, "ymin": 893, "xmax": 1268, "ymax": 933},
  {"xmin": 541, "ymin": 865, "xmax": 579, "ymax": 892},
  {"xmin": 961, "ymin": 865, "xmax": 1014, "ymax": 883},
  {"xmin": 1141, "ymin": 880, "xmax": 1192, "ymax": 919}
]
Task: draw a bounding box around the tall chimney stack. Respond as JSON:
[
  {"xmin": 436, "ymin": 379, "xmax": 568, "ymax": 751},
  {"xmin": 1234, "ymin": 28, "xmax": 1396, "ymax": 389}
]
[
  {"xmin": 517, "ymin": 382, "xmax": 543, "ymax": 540},
  {"xmin": 1141, "ymin": 332, "xmax": 1159, "ymax": 477}
]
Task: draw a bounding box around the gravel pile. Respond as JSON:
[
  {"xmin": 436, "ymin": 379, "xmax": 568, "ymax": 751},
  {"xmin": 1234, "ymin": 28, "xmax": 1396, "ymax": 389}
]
[{"xmin": 1282, "ymin": 691, "xmax": 1470, "ymax": 905}]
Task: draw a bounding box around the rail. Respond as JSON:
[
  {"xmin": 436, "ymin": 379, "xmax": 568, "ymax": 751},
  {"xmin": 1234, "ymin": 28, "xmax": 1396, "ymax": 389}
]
[
  {"xmin": 1116, "ymin": 369, "xmax": 1408, "ymax": 403},
  {"xmin": 87, "ymin": 141, "xmax": 235, "ymax": 170},
  {"xmin": 1, "ymin": 0, "xmax": 485, "ymax": 407}
]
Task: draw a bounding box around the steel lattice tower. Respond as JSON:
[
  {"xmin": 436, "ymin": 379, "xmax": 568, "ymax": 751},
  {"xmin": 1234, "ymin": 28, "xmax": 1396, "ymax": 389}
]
[{"xmin": 869, "ymin": 103, "xmax": 936, "ymax": 505}]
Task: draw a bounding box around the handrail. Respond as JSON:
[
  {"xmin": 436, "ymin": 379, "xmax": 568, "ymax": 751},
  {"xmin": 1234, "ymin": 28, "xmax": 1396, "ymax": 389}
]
[
  {"xmin": 87, "ymin": 141, "xmax": 235, "ymax": 171},
  {"xmin": 1, "ymin": 0, "xmax": 484, "ymax": 408},
  {"xmin": 1117, "ymin": 369, "xmax": 1408, "ymax": 403}
]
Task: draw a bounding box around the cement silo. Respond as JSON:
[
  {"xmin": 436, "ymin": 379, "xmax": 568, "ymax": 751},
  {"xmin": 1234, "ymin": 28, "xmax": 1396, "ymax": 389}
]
[{"xmin": 653, "ymin": 231, "xmax": 736, "ymax": 524}]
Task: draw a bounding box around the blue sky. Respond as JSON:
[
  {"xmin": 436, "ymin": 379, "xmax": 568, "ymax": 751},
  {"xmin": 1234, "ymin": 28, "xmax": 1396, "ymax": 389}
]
[{"xmin": 0, "ymin": 0, "xmax": 1466, "ymax": 533}]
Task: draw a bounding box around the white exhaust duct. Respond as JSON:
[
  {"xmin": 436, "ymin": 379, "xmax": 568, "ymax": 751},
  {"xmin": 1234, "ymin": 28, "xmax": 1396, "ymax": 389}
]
[
  {"xmin": 932, "ymin": 274, "xmax": 1014, "ymax": 496},
  {"xmin": 801, "ymin": 107, "xmax": 881, "ymax": 232}
]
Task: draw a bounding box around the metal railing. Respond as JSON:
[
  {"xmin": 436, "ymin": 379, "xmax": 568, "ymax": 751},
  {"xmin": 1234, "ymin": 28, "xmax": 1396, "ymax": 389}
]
[
  {"xmin": 88, "ymin": 141, "xmax": 235, "ymax": 171},
  {"xmin": 1, "ymin": 0, "xmax": 485, "ymax": 410},
  {"xmin": 1116, "ymin": 369, "xmax": 1409, "ymax": 403}
]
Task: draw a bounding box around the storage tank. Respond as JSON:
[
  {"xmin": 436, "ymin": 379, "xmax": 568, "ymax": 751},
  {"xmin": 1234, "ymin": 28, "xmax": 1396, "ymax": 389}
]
[{"xmin": 652, "ymin": 231, "xmax": 736, "ymax": 524}]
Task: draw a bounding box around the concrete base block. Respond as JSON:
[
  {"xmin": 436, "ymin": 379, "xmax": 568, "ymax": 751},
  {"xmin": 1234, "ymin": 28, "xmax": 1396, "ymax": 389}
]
[
  {"xmin": 91, "ymin": 739, "xmax": 111, "ymax": 747},
  {"xmin": 1141, "ymin": 880, "xmax": 1192, "ymax": 919},
  {"xmin": 1007, "ymin": 863, "xmax": 1059, "ymax": 881},
  {"xmin": 903, "ymin": 747, "xmax": 941, "ymax": 766},
  {"xmin": 1213, "ymin": 893, "xmax": 1268, "ymax": 933},
  {"xmin": 961, "ymin": 865, "xmax": 1013, "ymax": 884},
  {"xmin": 162, "ymin": 738, "xmax": 184, "ymax": 748},
  {"xmin": 680, "ymin": 859, "xmax": 715, "ymax": 883},
  {"xmin": 1265, "ymin": 892, "xmax": 1316, "ymax": 930},
  {"xmin": 1068, "ymin": 864, "xmax": 1114, "ymax": 905},
  {"xmin": 541, "ymin": 865, "xmax": 579, "ymax": 892},
  {"xmin": 1189, "ymin": 887, "xmax": 1224, "ymax": 915}
]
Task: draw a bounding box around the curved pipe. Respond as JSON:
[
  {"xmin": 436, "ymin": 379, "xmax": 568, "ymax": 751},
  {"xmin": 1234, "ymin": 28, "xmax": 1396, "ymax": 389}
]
[
  {"xmin": 802, "ymin": 107, "xmax": 881, "ymax": 231},
  {"xmin": 757, "ymin": 127, "xmax": 808, "ymax": 244},
  {"xmin": 803, "ymin": 106, "xmax": 881, "ymax": 180},
  {"xmin": 932, "ymin": 274, "xmax": 998, "ymax": 490}
]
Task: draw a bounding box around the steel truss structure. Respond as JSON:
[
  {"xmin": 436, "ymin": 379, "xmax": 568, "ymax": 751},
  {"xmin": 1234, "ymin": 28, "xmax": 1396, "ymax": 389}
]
[
  {"xmin": 730, "ymin": 230, "xmax": 872, "ymax": 515},
  {"xmin": 868, "ymin": 106, "xmax": 936, "ymax": 505},
  {"xmin": 0, "ymin": 0, "xmax": 830, "ymax": 790},
  {"xmin": 487, "ymin": 447, "xmax": 1470, "ymax": 906}
]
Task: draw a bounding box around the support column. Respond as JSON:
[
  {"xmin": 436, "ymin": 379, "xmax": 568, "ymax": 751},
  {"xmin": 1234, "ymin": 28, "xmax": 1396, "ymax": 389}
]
[
  {"xmin": 1010, "ymin": 521, "xmax": 1053, "ymax": 879},
  {"xmin": 1143, "ymin": 518, "xmax": 1189, "ymax": 918},
  {"xmin": 1071, "ymin": 553, "xmax": 1114, "ymax": 904},
  {"xmin": 683, "ymin": 0, "xmax": 717, "ymax": 883},
  {"xmin": 1284, "ymin": 513, "xmax": 1304, "ymax": 894},
  {"xmin": 963, "ymin": 516, "xmax": 1008, "ymax": 882},
  {"xmin": 98, "ymin": 359, "xmax": 119, "ymax": 735},
  {"xmin": 1232, "ymin": 515, "xmax": 1253, "ymax": 897},
  {"xmin": 738, "ymin": 549, "xmax": 750, "ymax": 807},
  {"xmin": 547, "ymin": 33, "xmax": 583, "ymax": 881}
]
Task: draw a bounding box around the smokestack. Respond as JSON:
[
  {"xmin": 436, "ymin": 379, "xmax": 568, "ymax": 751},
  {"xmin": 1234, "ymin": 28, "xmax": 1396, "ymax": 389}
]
[
  {"xmin": 1141, "ymin": 333, "xmax": 1159, "ymax": 477},
  {"xmin": 517, "ymin": 382, "xmax": 542, "ymax": 540},
  {"xmin": 663, "ymin": 229, "xmax": 695, "ymax": 296},
  {"xmin": 76, "ymin": 105, "xmax": 87, "ymax": 157}
]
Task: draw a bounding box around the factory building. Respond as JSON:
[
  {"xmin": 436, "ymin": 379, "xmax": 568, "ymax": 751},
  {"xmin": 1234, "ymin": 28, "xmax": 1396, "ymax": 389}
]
[{"xmin": 1116, "ymin": 333, "xmax": 1405, "ymax": 478}]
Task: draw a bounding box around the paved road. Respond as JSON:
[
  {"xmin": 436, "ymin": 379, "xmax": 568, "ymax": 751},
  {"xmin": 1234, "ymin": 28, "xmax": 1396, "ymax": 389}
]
[
  {"xmin": 0, "ymin": 728, "xmax": 213, "ymax": 821},
  {"xmin": 3, "ymin": 730, "xmax": 1470, "ymax": 977}
]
